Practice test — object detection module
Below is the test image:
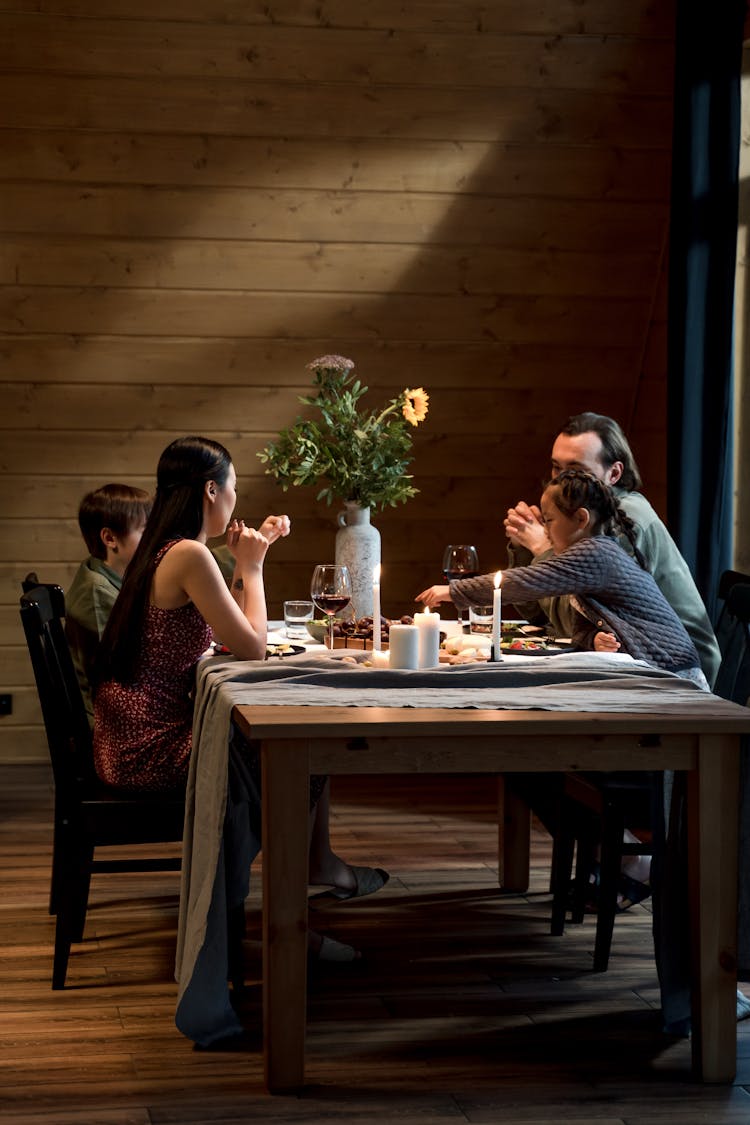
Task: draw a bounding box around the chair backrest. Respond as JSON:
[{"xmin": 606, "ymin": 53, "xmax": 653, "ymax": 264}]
[
  {"xmin": 21, "ymin": 571, "xmax": 66, "ymax": 618},
  {"xmin": 718, "ymin": 569, "xmax": 750, "ymax": 602},
  {"xmin": 715, "ymin": 569, "xmax": 750, "ymax": 653},
  {"xmin": 713, "ymin": 581, "xmax": 750, "ymax": 706},
  {"xmin": 21, "ymin": 571, "xmax": 39, "ymax": 591},
  {"xmin": 20, "ymin": 586, "xmax": 96, "ymax": 798}
]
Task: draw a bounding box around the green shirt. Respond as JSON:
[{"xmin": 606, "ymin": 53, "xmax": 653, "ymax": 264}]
[{"xmin": 65, "ymin": 557, "xmax": 122, "ymax": 725}]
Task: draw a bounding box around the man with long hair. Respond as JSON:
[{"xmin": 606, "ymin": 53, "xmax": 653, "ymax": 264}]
[{"xmin": 504, "ymin": 411, "xmax": 720, "ymax": 686}]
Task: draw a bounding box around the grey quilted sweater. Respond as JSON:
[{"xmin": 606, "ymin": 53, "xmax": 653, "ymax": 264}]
[
  {"xmin": 450, "ymin": 535, "xmax": 700, "ymax": 673},
  {"xmin": 506, "ymin": 489, "xmax": 720, "ymax": 684}
]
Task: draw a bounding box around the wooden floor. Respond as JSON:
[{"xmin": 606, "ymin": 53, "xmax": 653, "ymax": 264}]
[{"xmin": 2, "ymin": 765, "xmax": 750, "ymax": 1125}]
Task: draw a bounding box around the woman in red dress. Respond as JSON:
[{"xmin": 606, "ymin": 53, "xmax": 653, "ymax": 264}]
[{"xmin": 94, "ymin": 435, "xmax": 387, "ymax": 965}]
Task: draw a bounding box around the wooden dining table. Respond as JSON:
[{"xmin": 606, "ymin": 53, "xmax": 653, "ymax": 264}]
[{"xmin": 230, "ymin": 686, "xmax": 750, "ymax": 1093}]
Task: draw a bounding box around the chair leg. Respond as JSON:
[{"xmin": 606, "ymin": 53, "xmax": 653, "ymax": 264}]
[
  {"xmin": 52, "ymin": 836, "xmax": 100, "ymax": 988},
  {"xmin": 51, "ymin": 854, "xmax": 81, "ymax": 989},
  {"xmin": 69, "ymin": 841, "xmax": 94, "ymax": 943},
  {"xmin": 570, "ymin": 825, "xmax": 597, "ymax": 925},
  {"xmin": 550, "ymin": 799, "xmax": 577, "ymax": 936},
  {"xmin": 227, "ymin": 902, "xmax": 247, "ymax": 996},
  {"xmin": 52, "ymin": 914, "xmax": 73, "ymax": 990},
  {"xmin": 49, "ymin": 818, "xmax": 63, "ymax": 915},
  {"xmin": 592, "ymin": 797, "xmax": 625, "ymax": 972}
]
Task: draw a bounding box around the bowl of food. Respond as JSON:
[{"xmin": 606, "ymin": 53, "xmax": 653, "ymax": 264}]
[{"xmin": 306, "ymin": 619, "xmax": 329, "ymax": 644}]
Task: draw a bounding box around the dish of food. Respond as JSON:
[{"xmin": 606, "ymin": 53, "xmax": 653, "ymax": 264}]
[
  {"xmin": 212, "ymin": 642, "xmax": 306, "ymax": 658},
  {"xmin": 306, "ymin": 614, "xmax": 414, "ymax": 647},
  {"xmin": 438, "ymin": 630, "xmax": 569, "ymax": 663},
  {"xmin": 306, "ymin": 619, "xmax": 328, "ymax": 643},
  {"xmin": 266, "ymin": 643, "xmax": 306, "ymax": 658},
  {"xmin": 500, "ymin": 639, "xmax": 568, "ymax": 655}
]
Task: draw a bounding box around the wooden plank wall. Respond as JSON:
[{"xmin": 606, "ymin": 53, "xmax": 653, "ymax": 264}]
[{"xmin": 0, "ymin": 0, "xmax": 675, "ymax": 760}]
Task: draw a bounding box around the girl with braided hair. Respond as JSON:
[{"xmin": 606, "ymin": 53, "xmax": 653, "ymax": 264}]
[
  {"xmin": 549, "ymin": 468, "xmax": 646, "ymax": 568},
  {"xmin": 417, "ymin": 469, "xmax": 706, "ymax": 684},
  {"xmin": 418, "ymin": 471, "xmax": 710, "ymax": 923}
]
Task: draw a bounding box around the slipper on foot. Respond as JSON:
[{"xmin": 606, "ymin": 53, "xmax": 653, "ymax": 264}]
[
  {"xmin": 310, "ymin": 865, "xmax": 389, "ymax": 902},
  {"xmin": 567, "ymin": 864, "xmax": 650, "ymax": 914},
  {"xmin": 615, "ymin": 871, "xmax": 651, "ymax": 912},
  {"xmin": 310, "ymin": 935, "xmax": 361, "ymax": 963}
]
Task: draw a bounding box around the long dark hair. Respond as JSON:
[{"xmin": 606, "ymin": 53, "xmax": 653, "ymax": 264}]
[
  {"xmin": 95, "ymin": 436, "xmax": 233, "ymax": 685},
  {"xmin": 546, "ymin": 469, "xmax": 646, "ymax": 568}
]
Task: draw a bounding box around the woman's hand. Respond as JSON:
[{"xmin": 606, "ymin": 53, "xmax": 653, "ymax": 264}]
[
  {"xmin": 415, "ymin": 584, "xmax": 452, "ymax": 608},
  {"xmin": 225, "ymin": 518, "xmax": 244, "ymax": 558},
  {"xmin": 594, "ymin": 630, "xmax": 621, "ymax": 653},
  {"xmin": 504, "ymin": 502, "xmax": 550, "ymax": 555},
  {"xmin": 258, "ymin": 513, "xmax": 291, "ymax": 545},
  {"xmin": 225, "ymin": 520, "xmax": 269, "ymax": 566}
]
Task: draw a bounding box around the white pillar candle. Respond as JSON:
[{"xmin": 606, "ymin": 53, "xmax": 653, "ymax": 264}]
[
  {"xmin": 414, "ymin": 606, "xmax": 441, "ymax": 668},
  {"xmin": 492, "ymin": 572, "xmax": 503, "ymax": 662},
  {"xmin": 372, "ymin": 563, "xmax": 382, "ymax": 651},
  {"xmin": 388, "ymin": 624, "xmax": 419, "ymax": 670}
]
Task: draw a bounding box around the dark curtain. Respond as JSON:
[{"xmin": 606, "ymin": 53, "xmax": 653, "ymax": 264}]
[{"xmin": 667, "ymin": 0, "xmax": 745, "ymax": 622}]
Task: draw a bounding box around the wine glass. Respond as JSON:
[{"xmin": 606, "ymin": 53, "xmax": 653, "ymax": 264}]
[
  {"xmin": 310, "ymin": 564, "xmax": 353, "ymax": 650},
  {"xmin": 442, "ymin": 544, "xmax": 479, "ymax": 629}
]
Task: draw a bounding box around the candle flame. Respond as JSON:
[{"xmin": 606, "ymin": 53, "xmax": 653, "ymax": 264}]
[
  {"xmin": 494, "ymin": 570, "xmax": 502, "ymax": 589},
  {"xmin": 373, "ymin": 563, "xmax": 381, "ymax": 582},
  {"xmin": 424, "ymin": 604, "xmax": 431, "ymax": 614}
]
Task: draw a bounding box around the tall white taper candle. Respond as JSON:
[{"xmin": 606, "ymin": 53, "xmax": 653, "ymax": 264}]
[
  {"xmin": 372, "ymin": 563, "xmax": 382, "ymax": 651},
  {"xmin": 492, "ymin": 571, "xmax": 503, "ymax": 662}
]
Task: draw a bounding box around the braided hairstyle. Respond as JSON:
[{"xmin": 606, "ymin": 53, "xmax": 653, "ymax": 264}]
[{"xmin": 545, "ymin": 469, "xmax": 646, "ymax": 569}]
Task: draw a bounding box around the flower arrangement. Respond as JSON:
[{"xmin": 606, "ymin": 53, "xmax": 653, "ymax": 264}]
[{"xmin": 258, "ymin": 355, "xmax": 429, "ymax": 511}]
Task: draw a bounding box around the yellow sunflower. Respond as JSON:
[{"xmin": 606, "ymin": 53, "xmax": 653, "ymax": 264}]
[{"xmin": 402, "ymin": 387, "xmax": 429, "ymax": 427}]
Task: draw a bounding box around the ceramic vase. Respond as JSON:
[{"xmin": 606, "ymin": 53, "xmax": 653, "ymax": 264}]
[{"xmin": 335, "ymin": 502, "xmax": 381, "ymax": 619}]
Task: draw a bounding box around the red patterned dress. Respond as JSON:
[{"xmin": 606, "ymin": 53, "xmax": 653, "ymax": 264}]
[{"xmin": 93, "ymin": 540, "xmax": 212, "ymax": 792}]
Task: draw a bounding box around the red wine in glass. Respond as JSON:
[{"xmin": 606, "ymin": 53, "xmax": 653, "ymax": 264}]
[
  {"xmin": 314, "ymin": 594, "xmax": 351, "ymax": 615},
  {"xmin": 443, "ymin": 567, "xmax": 480, "ymax": 582},
  {"xmin": 310, "ymin": 564, "xmax": 353, "ymax": 649},
  {"xmin": 442, "ymin": 545, "xmax": 479, "ymax": 627}
]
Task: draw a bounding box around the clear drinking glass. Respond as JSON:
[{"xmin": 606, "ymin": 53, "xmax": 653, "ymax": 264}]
[
  {"xmin": 310, "ymin": 564, "xmax": 352, "ymax": 650},
  {"xmin": 468, "ymin": 604, "xmax": 494, "ymax": 635},
  {"xmin": 283, "ymin": 600, "xmax": 315, "ymax": 640}
]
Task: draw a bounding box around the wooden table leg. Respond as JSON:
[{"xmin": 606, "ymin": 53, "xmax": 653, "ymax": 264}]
[
  {"xmin": 498, "ymin": 775, "xmax": 531, "ymax": 892},
  {"xmin": 262, "ymin": 738, "xmax": 310, "ymax": 1093},
  {"xmin": 689, "ymin": 733, "xmax": 740, "ymax": 1082}
]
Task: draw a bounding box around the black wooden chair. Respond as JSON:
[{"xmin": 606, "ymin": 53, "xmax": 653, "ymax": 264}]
[
  {"xmin": 714, "ymin": 571, "xmax": 750, "ymax": 705},
  {"xmin": 550, "ymin": 569, "xmax": 750, "ymax": 970},
  {"xmin": 549, "ymin": 772, "xmax": 653, "ymax": 971},
  {"xmin": 22, "ymin": 571, "xmax": 66, "ymax": 617},
  {"xmin": 20, "ymin": 585, "xmax": 185, "ymax": 988}
]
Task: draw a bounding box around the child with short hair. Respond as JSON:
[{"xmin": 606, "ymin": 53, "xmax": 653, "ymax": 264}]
[{"xmin": 66, "ymin": 483, "xmax": 152, "ymax": 723}]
